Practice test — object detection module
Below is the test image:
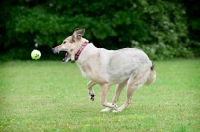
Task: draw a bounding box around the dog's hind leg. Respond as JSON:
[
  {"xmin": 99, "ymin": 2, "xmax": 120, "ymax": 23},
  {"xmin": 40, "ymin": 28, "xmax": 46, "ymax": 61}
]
[
  {"xmin": 116, "ymin": 71, "xmax": 150, "ymax": 112},
  {"xmin": 100, "ymin": 84, "xmax": 118, "ymax": 112},
  {"xmin": 112, "ymin": 79, "xmax": 128, "ymax": 104},
  {"xmin": 87, "ymin": 81, "xmax": 96, "ymax": 101},
  {"xmin": 101, "ymin": 79, "xmax": 128, "ymax": 112}
]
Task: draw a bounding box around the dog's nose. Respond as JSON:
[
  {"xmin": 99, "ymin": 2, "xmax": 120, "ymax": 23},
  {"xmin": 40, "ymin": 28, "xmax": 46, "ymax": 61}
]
[{"xmin": 52, "ymin": 48, "xmax": 55, "ymax": 51}]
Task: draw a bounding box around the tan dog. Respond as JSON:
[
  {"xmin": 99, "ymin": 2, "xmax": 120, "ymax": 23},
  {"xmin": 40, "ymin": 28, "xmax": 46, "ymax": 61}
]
[{"xmin": 52, "ymin": 28, "xmax": 156, "ymax": 112}]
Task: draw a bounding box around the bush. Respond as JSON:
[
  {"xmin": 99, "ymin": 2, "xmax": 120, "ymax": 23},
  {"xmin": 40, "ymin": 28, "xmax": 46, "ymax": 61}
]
[
  {"xmin": 131, "ymin": 0, "xmax": 193, "ymax": 60},
  {"xmin": 0, "ymin": 0, "xmax": 196, "ymax": 61}
]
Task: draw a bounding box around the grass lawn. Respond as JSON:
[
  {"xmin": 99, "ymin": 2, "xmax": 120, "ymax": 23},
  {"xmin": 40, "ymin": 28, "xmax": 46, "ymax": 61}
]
[{"xmin": 0, "ymin": 59, "xmax": 199, "ymax": 132}]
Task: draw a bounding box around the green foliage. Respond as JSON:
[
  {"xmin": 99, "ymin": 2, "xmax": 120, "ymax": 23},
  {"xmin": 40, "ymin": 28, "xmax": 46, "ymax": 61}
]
[
  {"xmin": 131, "ymin": 0, "xmax": 193, "ymax": 60},
  {"xmin": 182, "ymin": 0, "xmax": 200, "ymax": 57},
  {"xmin": 0, "ymin": 0, "xmax": 198, "ymax": 60}
]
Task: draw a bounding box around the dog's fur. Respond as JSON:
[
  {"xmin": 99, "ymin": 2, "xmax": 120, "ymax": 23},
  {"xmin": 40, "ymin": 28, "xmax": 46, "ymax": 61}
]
[{"xmin": 52, "ymin": 29, "xmax": 156, "ymax": 112}]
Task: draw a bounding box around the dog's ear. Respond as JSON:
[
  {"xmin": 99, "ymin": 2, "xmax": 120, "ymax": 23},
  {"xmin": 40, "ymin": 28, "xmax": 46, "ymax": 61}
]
[
  {"xmin": 72, "ymin": 29, "xmax": 85, "ymax": 40},
  {"xmin": 76, "ymin": 29, "xmax": 85, "ymax": 38},
  {"xmin": 71, "ymin": 35, "xmax": 75, "ymax": 42},
  {"xmin": 74, "ymin": 28, "xmax": 79, "ymax": 32}
]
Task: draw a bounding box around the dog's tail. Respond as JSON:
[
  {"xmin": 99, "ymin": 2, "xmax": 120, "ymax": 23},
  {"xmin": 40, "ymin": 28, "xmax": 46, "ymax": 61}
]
[{"xmin": 144, "ymin": 62, "xmax": 156, "ymax": 85}]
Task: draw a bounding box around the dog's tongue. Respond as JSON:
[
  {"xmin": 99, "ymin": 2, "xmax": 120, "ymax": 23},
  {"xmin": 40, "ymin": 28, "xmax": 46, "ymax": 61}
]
[{"xmin": 62, "ymin": 52, "xmax": 69, "ymax": 62}]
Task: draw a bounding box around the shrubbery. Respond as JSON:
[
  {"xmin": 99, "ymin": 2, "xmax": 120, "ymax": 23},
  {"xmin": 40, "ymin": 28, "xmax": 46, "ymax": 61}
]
[{"xmin": 0, "ymin": 0, "xmax": 199, "ymax": 61}]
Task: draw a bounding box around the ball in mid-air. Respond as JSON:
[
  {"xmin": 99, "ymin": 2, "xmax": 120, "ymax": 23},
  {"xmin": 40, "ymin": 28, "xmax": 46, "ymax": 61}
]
[{"xmin": 31, "ymin": 49, "xmax": 41, "ymax": 60}]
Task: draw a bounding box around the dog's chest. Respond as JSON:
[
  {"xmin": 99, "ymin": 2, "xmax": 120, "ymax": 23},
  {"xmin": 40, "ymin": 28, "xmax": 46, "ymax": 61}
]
[
  {"xmin": 76, "ymin": 61, "xmax": 96, "ymax": 78},
  {"xmin": 76, "ymin": 59, "xmax": 109, "ymax": 83},
  {"xmin": 77, "ymin": 63, "xmax": 89, "ymax": 78}
]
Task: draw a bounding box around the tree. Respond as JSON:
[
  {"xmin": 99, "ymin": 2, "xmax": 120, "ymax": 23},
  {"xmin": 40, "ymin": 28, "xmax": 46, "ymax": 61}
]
[
  {"xmin": 0, "ymin": 0, "xmax": 196, "ymax": 60},
  {"xmin": 182, "ymin": 0, "xmax": 200, "ymax": 57}
]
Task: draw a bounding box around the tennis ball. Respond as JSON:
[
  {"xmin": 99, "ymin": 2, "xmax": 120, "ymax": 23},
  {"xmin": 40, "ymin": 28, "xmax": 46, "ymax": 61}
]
[{"xmin": 31, "ymin": 49, "xmax": 41, "ymax": 60}]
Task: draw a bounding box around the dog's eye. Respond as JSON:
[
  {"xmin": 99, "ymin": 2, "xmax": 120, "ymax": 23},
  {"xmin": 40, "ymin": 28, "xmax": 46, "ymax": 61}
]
[{"xmin": 63, "ymin": 41, "xmax": 66, "ymax": 44}]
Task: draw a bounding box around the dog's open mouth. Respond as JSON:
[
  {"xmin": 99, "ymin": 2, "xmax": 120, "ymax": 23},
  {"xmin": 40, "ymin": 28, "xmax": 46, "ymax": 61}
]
[{"xmin": 62, "ymin": 51, "xmax": 71, "ymax": 62}]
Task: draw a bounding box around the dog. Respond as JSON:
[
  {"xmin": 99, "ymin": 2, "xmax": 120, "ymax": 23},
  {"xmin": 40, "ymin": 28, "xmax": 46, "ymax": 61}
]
[{"xmin": 52, "ymin": 28, "xmax": 156, "ymax": 112}]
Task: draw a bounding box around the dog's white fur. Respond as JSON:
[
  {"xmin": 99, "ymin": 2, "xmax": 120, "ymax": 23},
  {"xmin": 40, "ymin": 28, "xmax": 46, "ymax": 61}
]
[{"xmin": 53, "ymin": 29, "xmax": 156, "ymax": 112}]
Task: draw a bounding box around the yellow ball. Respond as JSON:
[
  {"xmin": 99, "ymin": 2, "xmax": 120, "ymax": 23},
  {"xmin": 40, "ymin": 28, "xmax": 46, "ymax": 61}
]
[{"xmin": 31, "ymin": 49, "xmax": 41, "ymax": 60}]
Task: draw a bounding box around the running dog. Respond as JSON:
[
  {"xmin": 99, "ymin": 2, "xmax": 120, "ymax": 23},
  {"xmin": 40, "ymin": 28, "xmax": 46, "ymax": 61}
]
[{"xmin": 52, "ymin": 28, "xmax": 156, "ymax": 112}]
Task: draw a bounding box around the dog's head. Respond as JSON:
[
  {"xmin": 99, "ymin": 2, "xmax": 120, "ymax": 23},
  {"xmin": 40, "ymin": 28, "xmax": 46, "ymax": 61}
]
[{"xmin": 52, "ymin": 28, "xmax": 86, "ymax": 62}]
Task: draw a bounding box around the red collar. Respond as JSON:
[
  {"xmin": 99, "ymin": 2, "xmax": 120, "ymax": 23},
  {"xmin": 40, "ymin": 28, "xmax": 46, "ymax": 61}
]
[{"xmin": 75, "ymin": 41, "xmax": 88, "ymax": 60}]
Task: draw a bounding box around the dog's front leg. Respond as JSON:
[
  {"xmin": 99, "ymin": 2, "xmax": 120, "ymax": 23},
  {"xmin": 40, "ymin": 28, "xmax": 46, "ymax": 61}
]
[
  {"xmin": 100, "ymin": 84, "xmax": 118, "ymax": 112},
  {"xmin": 87, "ymin": 81, "xmax": 96, "ymax": 101}
]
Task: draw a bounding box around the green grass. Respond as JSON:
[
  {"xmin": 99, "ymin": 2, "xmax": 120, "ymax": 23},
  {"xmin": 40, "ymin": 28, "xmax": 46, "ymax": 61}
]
[{"xmin": 0, "ymin": 59, "xmax": 200, "ymax": 132}]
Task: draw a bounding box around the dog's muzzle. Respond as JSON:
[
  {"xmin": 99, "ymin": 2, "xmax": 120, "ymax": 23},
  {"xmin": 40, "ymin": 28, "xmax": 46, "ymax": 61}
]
[
  {"xmin": 52, "ymin": 48, "xmax": 71, "ymax": 62},
  {"xmin": 52, "ymin": 48, "xmax": 58, "ymax": 53}
]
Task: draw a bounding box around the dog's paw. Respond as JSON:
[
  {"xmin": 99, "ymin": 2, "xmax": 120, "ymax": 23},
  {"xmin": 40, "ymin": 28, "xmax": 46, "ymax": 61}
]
[
  {"xmin": 89, "ymin": 94, "xmax": 95, "ymax": 101},
  {"xmin": 100, "ymin": 107, "xmax": 111, "ymax": 112},
  {"xmin": 112, "ymin": 109, "xmax": 118, "ymax": 112},
  {"xmin": 113, "ymin": 104, "xmax": 118, "ymax": 111}
]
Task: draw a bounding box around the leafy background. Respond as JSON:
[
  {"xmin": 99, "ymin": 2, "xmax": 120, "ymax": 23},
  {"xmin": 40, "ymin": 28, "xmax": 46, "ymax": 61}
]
[{"xmin": 0, "ymin": 0, "xmax": 199, "ymax": 61}]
